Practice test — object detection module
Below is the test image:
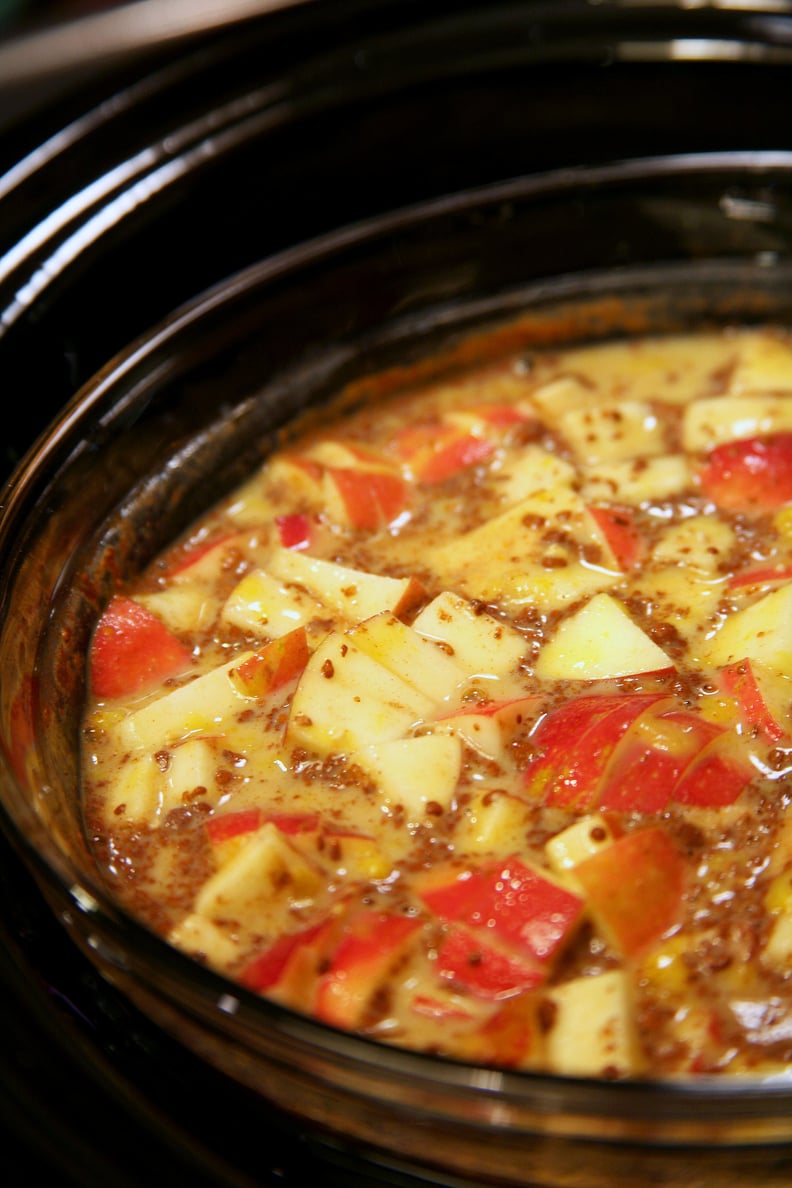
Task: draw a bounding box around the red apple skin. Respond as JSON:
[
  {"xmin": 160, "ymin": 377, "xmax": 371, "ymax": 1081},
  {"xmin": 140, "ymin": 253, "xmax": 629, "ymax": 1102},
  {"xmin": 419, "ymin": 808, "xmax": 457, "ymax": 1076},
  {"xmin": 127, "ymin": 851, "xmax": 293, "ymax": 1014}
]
[
  {"xmin": 420, "ymin": 857, "xmax": 583, "ymax": 966},
  {"xmin": 435, "ymin": 925, "xmax": 545, "ymax": 1000},
  {"xmin": 671, "ymin": 734, "xmax": 755, "ymax": 808},
  {"xmin": 720, "ymin": 658, "xmax": 789, "ymax": 744},
  {"xmin": 276, "ymin": 513, "xmax": 314, "ymax": 551},
  {"xmin": 315, "ymin": 910, "xmax": 421, "ymax": 1029},
  {"xmin": 588, "ymin": 504, "xmax": 645, "ymax": 570},
  {"xmin": 230, "ymin": 626, "xmax": 309, "ymax": 697},
  {"xmin": 698, "ymin": 432, "xmax": 792, "ymax": 512},
  {"xmin": 728, "ymin": 564, "xmax": 792, "ymax": 591},
  {"xmin": 465, "ymin": 995, "xmax": 536, "ymax": 1068},
  {"xmin": 573, "ymin": 827, "xmax": 686, "ymax": 958},
  {"xmin": 597, "ymin": 703, "xmax": 722, "ymax": 814},
  {"xmin": 90, "ymin": 596, "xmax": 193, "ymax": 699},
  {"xmin": 524, "ymin": 692, "xmax": 664, "ymax": 811},
  {"xmin": 325, "ymin": 466, "xmax": 408, "ymax": 530}
]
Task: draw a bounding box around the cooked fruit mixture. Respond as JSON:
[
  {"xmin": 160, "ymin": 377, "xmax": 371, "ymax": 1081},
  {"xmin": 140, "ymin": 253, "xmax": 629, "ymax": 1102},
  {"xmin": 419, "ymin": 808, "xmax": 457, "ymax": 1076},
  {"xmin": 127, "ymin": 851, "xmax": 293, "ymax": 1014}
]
[{"xmin": 83, "ymin": 325, "xmax": 792, "ymax": 1078}]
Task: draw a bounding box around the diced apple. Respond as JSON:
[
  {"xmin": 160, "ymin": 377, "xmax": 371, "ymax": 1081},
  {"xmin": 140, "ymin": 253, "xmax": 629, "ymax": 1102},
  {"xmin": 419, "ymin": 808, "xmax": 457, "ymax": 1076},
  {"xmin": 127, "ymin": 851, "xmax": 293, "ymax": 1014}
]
[
  {"xmin": 315, "ymin": 909, "xmax": 422, "ymax": 1028},
  {"xmin": 557, "ymin": 400, "xmax": 666, "ymax": 465},
  {"xmin": 488, "ymin": 444, "xmax": 576, "ymax": 506},
  {"xmin": 138, "ymin": 586, "xmax": 216, "ymax": 635},
  {"xmin": 719, "ymin": 658, "xmax": 792, "ymax": 743},
  {"xmin": 267, "ymin": 546, "xmax": 424, "ymax": 621},
  {"xmin": 625, "ymin": 566, "xmax": 725, "ymax": 645},
  {"xmin": 651, "ymin": 515, "xmax": 736, "ymax": 574},
  {"xmin": 169, "ymin": 913, "xmax": 242, "ymax": 968},
  {"xmin": 221, "ymin": 569, "xmax": 323, "ymax": 638},
  {"xmin": 581, "ymin": 454, "xmax": 691, "ymax": 505},
  {"xmin": 194, "ymin": 821, "xmax": 322, "ymax": 921},
  {"xmin": 358, "ymin": 732, "xmax": 462, "ymax": 819},
  {"xmin": 535, "ymin": 592, "xmax": 674, "ymax": 680},
  {"xmin": 434, "ymin": 925, "xmax": 545, "ymax": 1000},
  {"xmin": 425, "ymin": 488, "xmax": 620, "ymax": 611},
  {"xmin": 696, "ymin": 581, "xmax": 792, "ymax": 673},
  {"xmin": 542, "ymin": 970, "xmax": 643, "ymax": 1077},
  {"xmin": 545, "ymin": 813, "xmax": 619, "ymax": 875},
  {"xmin": 322, "ymin": 829, "xmax": 393, "ymax": 881},
  {"xmin": 729, "ymin": 331, "xmax": 792, "ymax": 394},
  {"xmin": 454, "ymin": 789, "xmax": 530, "ymax": 855},
  {"xmin": 348, "ymin": 611, "xmax": 467, "ymax": 703},
  {"xmin": 287, "ymin": 631, "xmax": 436, "ymax": 755},
  {"xmin": 420, "ymin": 856, "xmax": 584, "ymax": 967},
  {"xmin": 682, "ymin": 396, "xmax": 792, "ymax": 452},
  {"xmin": 101, "ymin": 752, "xmax": 161, "ymax": 824},
  {"xmin": 413, "ymin": 591, "xmax": 527, "ymax": 677},
  {"xmin": 117, "ymin": 651, "xmax": 256, "ymax": 752},
  {"xmin": 228, "ymin": 627, "xmax": 309, "ymax": 698},
  {"xmin": 573, "ymin": 827, "xmax": 685, "ymax": 957},
  {"xmin": 323, "ymin": 466, "xmax": 408, "ymax": 530}
]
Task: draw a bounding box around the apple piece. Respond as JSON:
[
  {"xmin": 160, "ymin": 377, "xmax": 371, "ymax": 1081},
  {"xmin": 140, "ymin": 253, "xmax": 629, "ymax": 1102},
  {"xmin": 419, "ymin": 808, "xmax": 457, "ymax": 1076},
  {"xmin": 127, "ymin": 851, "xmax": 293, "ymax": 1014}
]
[
  {"xmin": 625, "ymin": 566, "xmax": 726, "ymax": 646},
  {"xmin": 587, "ymin": 505, "xmax": 645, "ymax": 570},
  {"xmin": 434, "ymin": 925, "xmax": 545, "ymax": 1000},
  {"xmin": 315, "ymin": 909, "xmax": 422, "ymax": 1029},
  {"xmin": 440, "ymin": 694, "xmax": 543, "ymax": 760},
  {"xmin": 169, "ymin": 913, "xmax": 242, "ymax": 969},
  {"xmin": 392, "ymin": 419, "xmax": 495, "ymax": 484},
  {"xmin": 456, "ymin": 994, "xmax": 538, "ymax": 1069},
  {"xmin": 138, "ymin": 586, "xmax": 216, "ymax": 635},
  {"xmin": 671, "ymin": 732, "xmax": 754, "ymax": 808},
  {"xmin": 651, "ymin": 515, "xmax": 736, "ymax": 574},
  {"xmin": 117, "ymin": 650, "xmax": 256, "ymax": 752},
  {"xmin": 535, "ymin": 592, "xmax": 675, "ymax": 680},
  {"xmin": 90, "ymin": 595, "xmax": 193, "ymax": 700},
  {"xmin": 321, "ymin": 828, "xmax": 393, "ymax": 881},
  {"xmin": 420, "ymin": 856, "xmax": 584, "ymax": 967},
  {"xmin": 358, "ymin": 732, "xmax": 462, "ymax": 820},
  {"xmin": 222, "ymin": 569, "xmax": 324, "ymax": 638},
  {"xmin": 728, "ymin": 563, "xmax": 792, "ymax": 591},
  {"xmin": 696, "ymin": 580, "xmax": 792, "ymax": 673},
  {"xmin": 719, "ymin": 658, "xmax": 792, "ymax": 743},
  {"xmin": 413, "ymin": 591, "xmax": 527, "ymax": 677},
  {"xmin": 557, "ymin": 399, "xmax": 666, "ymax": 465},
  {"xmin": 545, "ymin": 813, "xmax": 619, "ymax": 876},
  {"xmin": 348, "ymin": 611, "xmax": 467, "ymax": 703},
  {"xmin": 267, "ymin": 546, "xmax": 425, "ymax": 621},
  {"xmin": 228, "ymin": 627, "xmax": 309, "ymax": 698},
  {"xmin": 206, "ymin": 807, "xmax": 263, "ymax": 845},
  {"xmin": 573, "ymin": 827, "xmax": 685, "ymax": 957},
  {"xmin": 425, "ymin": 488, "xmax": 620, "ymax": 611},
  {"xmin": 194, "ymin": 821, "xmax": 323, "ymax": 922},
  {"xmin": 322, "ymin": 466, "xmax": 408, "ymax": 531},
  {"xmin": 597, "ymin": 703, "xmax": 723, "ymax": 814},
  {"xmin": 454, "ymin": 789, "xmax": 531, "ymax": 855},
  {"xmin": 581, "ymin": 454, "xmax": 691, "ymax": 506},
  {"xmin": 238, "ymin": 917, "xmax": 335, "ymax": 1000},
  {"xmin": 101, "ymin": 752, "xmax": 161, "ymax": 825},
  {"xmin": 683, "ymin": 398, "xmax": 792, "ymax": 453},
  {"xmin": 523, "ymin": 692, "xmax": 665, "ymax": 811},
  {"xmin": 286, "ymin": 631, "xmax": 436, "ymax": 755},
  {"xmin": 542, "ymin": 970, "xmax": 643, "ymax": 1077},
  {"xmin": 697, "ymin": 432, "xmax": 792, "ymax": 511},
  {"xmin": 730, "ymin": 330, "xmax": 792, "ymax": 393},
  {"xmin": 275, "ymin": 512, "xmax": 315, "ymax": 550},
  {"xmin": 489, "ymin": 443, "xmax": 576, "ymax": 506}
]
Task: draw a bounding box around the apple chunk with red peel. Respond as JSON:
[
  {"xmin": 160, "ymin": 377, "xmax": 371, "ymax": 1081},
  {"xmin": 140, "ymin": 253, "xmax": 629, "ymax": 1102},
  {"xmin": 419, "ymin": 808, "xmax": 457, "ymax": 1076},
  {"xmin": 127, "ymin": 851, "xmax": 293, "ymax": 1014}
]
[
  {"xmin": 697, "ymin": 431, "xmax": 792, "ymax": 511},
  {"xmin": 719, "ymin": 658, "xmax": 792, "ymax": 743},
  {"xmin": 572, "ymin": 827, "xmax": 685, "ymax": 958},
  {"xmin": 229, "ymin": 627, "xmax": 309, "ymax": 697},
  {"xmin": 535, "ymin": 592, "xmax": 675, "ymax": 680},
  {"xmin": 315, "ymin": 909, "xmax": 422, "ymax": 1029},
  {"xmin": 90, "ymin": 595, "xmax": 193, "ymax": 700},
  {"xmin": 420, "ymin": 856, "xmax": 584, "ymax": 969},
  {"xmin": 523, "ymin": 692, "xmax": 665, "ymax": 811}
]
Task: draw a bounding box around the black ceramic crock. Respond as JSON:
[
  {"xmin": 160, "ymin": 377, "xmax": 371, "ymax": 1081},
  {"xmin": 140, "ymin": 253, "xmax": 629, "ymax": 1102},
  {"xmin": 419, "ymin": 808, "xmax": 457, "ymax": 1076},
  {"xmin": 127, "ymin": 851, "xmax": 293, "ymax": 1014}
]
[{"xmin": 4, "ymin": 4, "xmax": 792, "ymax": 1186}]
